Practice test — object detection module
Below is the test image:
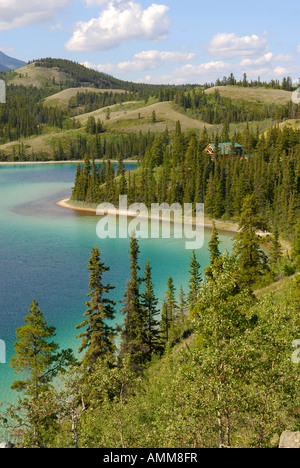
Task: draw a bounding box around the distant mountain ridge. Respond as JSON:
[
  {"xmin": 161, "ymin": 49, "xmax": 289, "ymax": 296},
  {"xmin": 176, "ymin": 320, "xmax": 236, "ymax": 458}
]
[{"xmin": 0, "ymin": 51, "xmax": 27, "ymax": 72}]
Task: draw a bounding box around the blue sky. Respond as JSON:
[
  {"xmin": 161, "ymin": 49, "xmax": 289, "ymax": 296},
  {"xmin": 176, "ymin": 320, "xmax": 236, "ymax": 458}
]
[{"xmin": 1, "ymin": 0, "xmax": 300, "ymax": 84}]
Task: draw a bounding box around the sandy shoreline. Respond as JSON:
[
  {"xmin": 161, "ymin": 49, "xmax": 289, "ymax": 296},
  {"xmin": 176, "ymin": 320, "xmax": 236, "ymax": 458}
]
[
  {"xmin": 57, "ymin": 198, "xmax": 291, "ymax": 254},
  {"xmin": 56, "ymin": 198, "xmax": 240, "ymax": 234},
  {"xmin": 0, "ymin": 159, "xmax": 138, "ymax": 166}
]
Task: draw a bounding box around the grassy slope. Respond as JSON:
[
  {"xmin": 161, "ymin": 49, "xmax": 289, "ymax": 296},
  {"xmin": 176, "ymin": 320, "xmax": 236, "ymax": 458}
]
[
  {"xmin": 43, "ymin": 87, "xmax": 127, "ymax": 110},
  {"xmin": 75, "ymin": 100, "xmax": 213, "ymax": 132},
  {"xmin": 6, "ymin": 63, "xmax": 69, "ymax": 89},
  {"xmin": 0, "ymin": 100, "xmax": 212, "ymax": 156},
  {"xmin": 1, "ymin": 71, "xmax": 298, "ymax": 156},
  {"xmin": 205, "ymin": 85, "xmax": 293, "ymax": 104}
]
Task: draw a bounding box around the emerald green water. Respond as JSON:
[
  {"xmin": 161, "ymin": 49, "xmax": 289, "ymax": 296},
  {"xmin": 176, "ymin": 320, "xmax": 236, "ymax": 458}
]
[{"xmin": 0, "ymin": 163, "xmax": 233, "ymax": 410}]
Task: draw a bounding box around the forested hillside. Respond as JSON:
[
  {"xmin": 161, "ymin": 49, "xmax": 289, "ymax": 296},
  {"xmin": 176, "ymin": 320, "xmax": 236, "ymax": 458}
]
[{"xmin": 72, "ymin": 121, "xmax": 300, "ymax": 247}]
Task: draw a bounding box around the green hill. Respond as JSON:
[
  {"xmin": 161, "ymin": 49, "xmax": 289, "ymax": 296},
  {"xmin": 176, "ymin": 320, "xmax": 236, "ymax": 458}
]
[
  {"xmin": 5, "ymin": 57, "xmax": 174, "ymax": 94},
  {"xmin": 0, "ymin": 60, "xmax": 299, "ymax": 161},
  {"xmin": 204, "ymin": 85, "xmax": 293, "ymax": 104}
]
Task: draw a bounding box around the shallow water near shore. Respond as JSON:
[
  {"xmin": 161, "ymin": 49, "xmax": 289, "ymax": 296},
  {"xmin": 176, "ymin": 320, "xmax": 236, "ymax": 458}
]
[{"xmin": 0, "ymin": 162, "xmax": 233, "ymax": 418}]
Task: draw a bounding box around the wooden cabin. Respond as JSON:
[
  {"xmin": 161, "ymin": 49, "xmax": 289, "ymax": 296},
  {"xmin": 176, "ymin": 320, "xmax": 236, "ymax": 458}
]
[{"xmin": 204, "ymin": 142, "xmax": 246, "ymax": 160}]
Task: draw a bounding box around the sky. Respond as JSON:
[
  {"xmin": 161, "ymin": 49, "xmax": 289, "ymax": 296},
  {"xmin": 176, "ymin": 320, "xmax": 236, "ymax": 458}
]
[{"xmin": 1, "ymin": 0, "xmax": 300, "ymax": 85}]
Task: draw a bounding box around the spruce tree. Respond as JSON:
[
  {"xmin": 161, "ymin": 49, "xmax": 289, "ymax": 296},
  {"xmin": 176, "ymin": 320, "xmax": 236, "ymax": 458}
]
[
  {"xmin": 160, "ymin": 276, "xmax": 177, "ymax": 346},
  {"xmin": 208, "ymin": 222, "xmax": 221, "ymax": 264},
  {"xmin": 120, "ymin": 234, "xmax": 148, "ymax": 371},
  {"xmin": 140, "ymin": 259, "xmax": 160, "ymax": 357},
  {"xmin": 292, "ymin": 219, "xmax": 300, "ymax": 270},
  {"xmin": 72, "ymin": 163, "xmax": 84, "ymax": 201},
  {"xmin": 178, "ymin": 285, "xmax": 187, "ymax": 317},
  {"xmin": 10, "ymin": 300, "xmax": 74, "ymax": 447},
  {"xmin": 213, "ymin": 180, "xmax": 225, "ymax": 218},
  {"xmin": 234, "ymin": 194, "xmax": 269, "ymax": 287},
  {"xmin": 76, "ymin": 248, "xmax": 116, "ymax": 367},
  {"xmin": 269, "ymin": 226, "xmax": 283, "ymax": 264},
  {"xmin": 187, "ymin": 250, "xmax": 202, "ymax": 310}
]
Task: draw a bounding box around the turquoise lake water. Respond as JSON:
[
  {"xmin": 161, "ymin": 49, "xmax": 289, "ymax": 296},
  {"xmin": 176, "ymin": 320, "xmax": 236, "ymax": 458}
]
[{"xmin": 0, "ymin": 162, "xmax": 234, "ymax": 410}]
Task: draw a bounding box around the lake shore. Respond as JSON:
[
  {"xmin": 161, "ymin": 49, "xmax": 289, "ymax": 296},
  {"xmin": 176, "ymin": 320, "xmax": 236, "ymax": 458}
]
[
  {"xmin": 56, "ymin": 197, "xmax": 241, "ymax": 234},
  {"xmin": 0, "ymin": 159, "xmax": 138, "ymax": 166}
]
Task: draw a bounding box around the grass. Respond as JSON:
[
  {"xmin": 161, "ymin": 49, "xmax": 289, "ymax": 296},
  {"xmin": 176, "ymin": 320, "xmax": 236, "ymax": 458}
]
[
  {"xmin": 43, "ymin": 87, "xmax": 127, "ymax": 110},
  {"xmin": 7, "ymin": 63, "xmax": 68, "ymax": 90},
  {"xmin": 1, "ymin": 82, "xmax": 296, "ymax": 158},
  {"xmin": 205, "ymin": 85, "xmax": 293, "ymax": 104},
  {"xmin": 79, "ymin": 101, "xmax": 212, "ymax": 133}
]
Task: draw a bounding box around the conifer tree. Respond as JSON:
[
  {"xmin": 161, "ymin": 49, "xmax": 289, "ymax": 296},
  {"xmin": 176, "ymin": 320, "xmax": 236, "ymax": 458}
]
[
  {"xmin": 76, "ymin": 248, "xmax": 116, "ymax": 367},
  {"xmin": 208, "ymin": 222, "xmax": 221, "ymax": 264},
  {"xmin": 160, "ymin": 276, "xmax": 177, "ymax": 345},
  {"xmin": 187, "ymin": 251, "xmax": 202, "ymax": 310},
  {"xmin": 72, "ymin": 163, "xmax": 84, "ymax": 200},
  {"xmin": 292, "ymin": 219, "xmax": 300, "ymax": 270},
  {"xmin": 116, "ymin": 152, "xmax": 125, "ymax": 177},
  {"xmin": 82, "ymin": 153, "xmax": 91, "ymax": 200},
  {"xmin": 120, "ymin": 234, "xmax": 148, "ymax": 371},
  {"xmin": 178, "ymin": 285, "xmax": 187, "ymax": 319},
  {"xmin": 234, "ymin": 194, "xmax": 269, "ymax": 287},
  {"xmin": 269, "ymin": 226, "xmax": 283, "ymax": 264},
  {"xmin": 140, "ymin": 259, "xmax": 160, "ymax": 357},
  {"xmin": 213, "ymin": 180, "xmax": 225, "ymax": 218},
  {"xmin": 10, "ymin": 300, "xmax": 74, "ymax": 447}
]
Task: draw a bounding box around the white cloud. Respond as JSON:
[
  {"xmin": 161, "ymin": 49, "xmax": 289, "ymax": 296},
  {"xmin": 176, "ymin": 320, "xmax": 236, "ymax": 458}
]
[
  {"xmin": 82, "ymin": 50, "xmax": 196, "ymax": 75},
  {"xmin": 0, "ymin": 0, "xmax": 70, "ymax": 31},
  {"xmin": 138, "ymin": 61, "xmax": 230, "ymax": 85},
  {"xmin": 239, "ymin": 52, "xmax": 274, "ymax": 68},
  {"xmin": 273, "ymin": 54, "xmax": 294, "ymax": 63},
  {"xmin": 65, "ymin": 1, "xmax": 170, "ymax": 52},
  {"xmin": 137, "ymin": 55, "xmax": 300, "ymax": 85},
  {"xmin": 208, "ymin": 33, "xmax": 268, "ymax": 59},
  {"xmin": 297, "ymin": 45, "xmax": 300, "ymax": 53}
]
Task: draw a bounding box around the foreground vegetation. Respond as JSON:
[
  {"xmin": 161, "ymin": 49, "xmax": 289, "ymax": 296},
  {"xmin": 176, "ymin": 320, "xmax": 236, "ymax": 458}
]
[{"xmin": 1, "ymin": 200, "xmax": 300, "ymax": 447}]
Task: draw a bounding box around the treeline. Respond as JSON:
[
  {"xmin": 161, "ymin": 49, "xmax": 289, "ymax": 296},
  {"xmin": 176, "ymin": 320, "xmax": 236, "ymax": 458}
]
[
  {"xmin": 207, "ymin": 72, "xmax": 296, "ymax": 90},
  {"xmin": 0, "ymin": 85, "xmax": 66, "ymax": 143},
  {"xmin": 69, "ymin": 90, "xmax": 136, "ymax": 114},
  {"xmin": 2, "ymin": 209, "xmax": 300, "ymax": 447},
  {"xmin": 174, "ymin": 88, "xmax": 294, "ymax": 124},
  {"xmin": 72, "ymin": 121, "xmax": 300, "ymax": 243},
  {"xmin": 50, "ymin": 129, "xmax": 158, "ymax": 162}
]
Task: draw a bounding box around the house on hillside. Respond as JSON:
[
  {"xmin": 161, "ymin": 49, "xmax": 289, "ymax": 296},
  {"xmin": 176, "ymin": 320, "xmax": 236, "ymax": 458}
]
[{"xmin": 204, "ymin": 142, "xmax": 246, "ymax": 159}]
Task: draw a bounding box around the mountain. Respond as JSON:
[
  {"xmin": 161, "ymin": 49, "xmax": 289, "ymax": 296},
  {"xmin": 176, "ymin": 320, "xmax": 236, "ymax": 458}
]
[
  {"xmin": 5, "ymin": 57, "xmax": 180, "ymax": 93},
  {"xmin": 0, "ymin": 51, "xmax": 27, "ymax": 72}
]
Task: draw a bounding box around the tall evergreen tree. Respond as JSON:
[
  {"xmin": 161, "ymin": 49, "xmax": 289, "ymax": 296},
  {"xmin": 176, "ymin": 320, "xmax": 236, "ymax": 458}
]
[
  {"xmin": 188, "ymin": 250, "xmax": 202, "ymax": 310},
  {"xmin": 160, "ymin": 276, "xmax": 177, "ymax": 345},
  {"xmin": 292, "ymin": 219, "xmax": 300, "ymax": 270},
  {"xmin": 269, "ymin": 226, "xmax": 283, "ymax": 264},
  {"xmin": 178, "ymin": 285, "xmax": 187, "ymax": 317},
  {"xmin": 10, "ymin": 300, "xmax": 73, "ymax": 447},
  {"xmin": 234, "ymin": 194, "xmax": 269, "ymax": 287},
  {"xmin": 76, "ymin": 248, "xmax": 116, "ymax": 367},
  {"xmin": 208, "ymin": 222, "xmax": 221, "ymax": 264},
  {"xmin": 140, "ymin": 259, "xmax": 160, "ymax": 357},
  {"xmin": 120, "ymin": 234, "xmax": 148, "ymax": 371}
]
